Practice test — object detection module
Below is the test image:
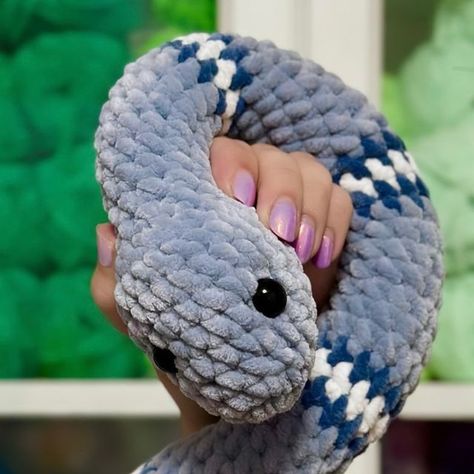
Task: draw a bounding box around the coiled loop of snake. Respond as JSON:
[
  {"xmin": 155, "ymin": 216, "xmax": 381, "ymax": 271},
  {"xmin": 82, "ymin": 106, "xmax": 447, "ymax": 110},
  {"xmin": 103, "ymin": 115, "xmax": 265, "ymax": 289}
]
[{"xmin": 95, "ymin": 33, "xmax": 443, "ymax": 473}]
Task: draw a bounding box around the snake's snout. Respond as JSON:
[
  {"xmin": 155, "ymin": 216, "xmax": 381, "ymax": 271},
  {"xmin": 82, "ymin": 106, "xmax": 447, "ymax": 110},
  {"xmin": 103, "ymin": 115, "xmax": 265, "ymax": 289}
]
[{"xmin": 152, "ymin": 346, "xmax": 177, "ymax": 374}]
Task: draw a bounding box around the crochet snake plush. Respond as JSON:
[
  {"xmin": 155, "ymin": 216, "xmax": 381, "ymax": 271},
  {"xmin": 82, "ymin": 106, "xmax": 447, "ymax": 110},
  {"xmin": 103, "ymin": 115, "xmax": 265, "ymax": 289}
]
[{"xmin": 94, "ymin": 33, "xmax": 443, "ymax": 473}]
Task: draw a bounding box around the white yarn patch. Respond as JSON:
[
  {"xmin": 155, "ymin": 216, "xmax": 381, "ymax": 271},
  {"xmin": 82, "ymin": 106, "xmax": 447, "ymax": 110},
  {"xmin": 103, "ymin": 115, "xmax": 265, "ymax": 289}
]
[
  {"xmin": 367, "ymin": 414, "xmax": 390, "ymax": 443},
  {"xmin": 176, "ymin": 34, "xmax": 244, "ymax": 133},
  {"xmin": 224, "ymin": 90, "xmax": 239, "ymax": 118},
  {"xmin": 404, "ymin": 151, "xmax": 419, "ymax": 173},
  {"xmin": 325, "ymin": 361, "xmax": 353, "ymax": 402},
  {"xmin": 214, "ymin": 59, "xmax": 237, "ymax": 90},
  {"xmin": 178, "ymin": 33, "xmax": 210, "ymax": 45},
  {"xmin": 339, "ymin": 174, "xmax": 378, "ymax": 197},
  {"xmin": 388, "ymin": 150, "xmax": 417, "ymax": 183},
  {"xmin": 365, "ymin": 158, "xmax": 401, "ymax": 191},
  {"xmin": 309, "ymin": 347, "xmax": 388, "ymax": 442},
  {"xmin": 196, "ymin": 40, "xmax": 226, "ymax": 60},
  {"xmin": 346, "ymin": 380, "xmax": 370, "ymax": 421},
  {"xmin": 310, "ymin": 348, "xmax": 332, "ymax": 379},
  {"xmin": 357, "ymin": 395, "xmax": 385, "ymax": 434}
]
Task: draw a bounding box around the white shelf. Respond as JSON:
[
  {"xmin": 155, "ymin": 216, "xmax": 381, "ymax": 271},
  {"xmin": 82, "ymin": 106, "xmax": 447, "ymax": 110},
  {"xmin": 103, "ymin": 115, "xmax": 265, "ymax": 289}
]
[
  {"xmin": 400, "ymin": 383, "xmax": 474, "ymax": 421},
  {"xmin": 0, "ymin": 381, "xmax": 473, "ymax": 419},
  {"xmin": 0, "ymin": 380, "xmax": 179, "ymax": 418}
]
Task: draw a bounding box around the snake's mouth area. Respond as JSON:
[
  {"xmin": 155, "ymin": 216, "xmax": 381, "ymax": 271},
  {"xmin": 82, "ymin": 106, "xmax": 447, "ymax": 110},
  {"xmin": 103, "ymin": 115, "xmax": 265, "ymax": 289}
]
[{"xmin": 152, "ymin": 347, "xmax": 178, "ymax": 374}]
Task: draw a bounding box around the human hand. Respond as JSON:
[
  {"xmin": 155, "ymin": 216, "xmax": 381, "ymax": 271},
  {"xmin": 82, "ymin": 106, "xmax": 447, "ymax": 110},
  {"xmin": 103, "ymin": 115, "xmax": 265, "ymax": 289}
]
[
  {"xmin": 90, "ymin": 137, "xmax": 353, "ymax": 436},
  {"xmin": 210, "ymin": 138, "xmax": 353, "ymax": 310}
]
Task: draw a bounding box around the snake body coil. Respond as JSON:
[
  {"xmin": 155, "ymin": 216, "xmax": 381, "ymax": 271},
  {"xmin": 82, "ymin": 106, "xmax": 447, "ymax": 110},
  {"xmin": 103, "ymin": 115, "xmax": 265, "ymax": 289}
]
[{"xmin": 95, "ymin": 33, "xmax": 443, "ymax": 473}]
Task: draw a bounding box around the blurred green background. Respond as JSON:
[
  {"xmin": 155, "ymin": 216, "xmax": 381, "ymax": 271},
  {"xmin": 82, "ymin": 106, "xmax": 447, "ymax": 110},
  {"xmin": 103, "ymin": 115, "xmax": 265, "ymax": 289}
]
[
  {"xmin": 0, "ymin": 0, "xmax": 472, "ymax": 381},
  {"xmin": 0, "ymin": 0, "xmax": 215, "ymax": 379}
]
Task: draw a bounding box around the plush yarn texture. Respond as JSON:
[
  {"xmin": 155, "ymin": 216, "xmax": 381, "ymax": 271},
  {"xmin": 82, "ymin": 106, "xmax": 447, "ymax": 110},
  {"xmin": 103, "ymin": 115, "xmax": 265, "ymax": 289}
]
[{"xmin": 95, "ymin": 33, "xmax": 444, "ymax": 473}]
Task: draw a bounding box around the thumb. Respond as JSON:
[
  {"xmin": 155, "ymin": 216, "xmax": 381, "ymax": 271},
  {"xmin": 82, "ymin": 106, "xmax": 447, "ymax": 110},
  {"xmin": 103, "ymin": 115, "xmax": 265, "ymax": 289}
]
[{"xmin": 90, "ymin": 223, "xmax": 127, "ymax": 334}]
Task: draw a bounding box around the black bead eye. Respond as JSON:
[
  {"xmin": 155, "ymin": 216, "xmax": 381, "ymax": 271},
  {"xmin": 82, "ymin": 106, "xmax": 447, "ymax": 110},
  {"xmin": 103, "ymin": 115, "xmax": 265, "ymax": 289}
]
[
  {"xmin": 152, "ymin": 347, "xmax": 177, "ymax": 374},
  {"xmin": 252, "ymin": 278, "xmax": 287, "ymax": 318}
]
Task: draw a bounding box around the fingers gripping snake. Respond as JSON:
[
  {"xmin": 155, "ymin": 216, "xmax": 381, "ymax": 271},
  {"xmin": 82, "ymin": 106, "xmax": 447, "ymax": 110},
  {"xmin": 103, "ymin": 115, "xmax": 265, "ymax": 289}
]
[{"xmin": 94, "ymin": 33, "xmax": 443, "ymax": 473}]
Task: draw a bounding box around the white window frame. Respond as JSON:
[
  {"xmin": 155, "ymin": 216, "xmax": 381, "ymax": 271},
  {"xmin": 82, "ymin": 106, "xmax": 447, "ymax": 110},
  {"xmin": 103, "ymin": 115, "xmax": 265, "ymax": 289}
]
[{"xmin": 218, "ymin": 0, "xmax": 383, "ymax": 107}]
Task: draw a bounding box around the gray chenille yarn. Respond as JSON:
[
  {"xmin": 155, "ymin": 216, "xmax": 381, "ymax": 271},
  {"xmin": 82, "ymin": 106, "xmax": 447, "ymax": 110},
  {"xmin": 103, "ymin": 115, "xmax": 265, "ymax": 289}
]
[{"xmin": 94, "ymin": 33, "xmax": 444, "ymax": 473}]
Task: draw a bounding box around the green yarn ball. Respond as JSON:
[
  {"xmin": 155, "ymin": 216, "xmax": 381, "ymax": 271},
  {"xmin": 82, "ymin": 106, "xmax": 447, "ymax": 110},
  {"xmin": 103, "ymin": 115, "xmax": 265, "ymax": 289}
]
[
  {"xmin": 429, "ymin": 273, "xmax": 474, "ymax": 381},
  {"xmin": 151, "ymin": 0, "xmax": 215, "ymax": 32},
  {"xmin": 400, "ymin": 25, "xmax": 474, "ymax": 133},
  {"xmin": 381, "ymin": 74, "xmax": 422, "ymax": 146},
  {"xmin": 11, "ymin": 32, "xmax": 129, "ymax": 161},
  {"xmin": 411, "ymin": 112, "xmax": 474, "ymax": 276},
  {"xmin": 36, "ymin": 0, "xmax": 144, "ymax": 36},
  {"xmin": 0, "ymin": 0, "xmax": 144, "ymax": 49},
  {"xmin": 36, "ymin": 143, "xmax": 107, "ymax": 270},
  {"xmin": 0, "ymin": 270, "xmax": 41, "ymax": 378},
  {"xmin": 0, "ymin": 164, "xmax": 48, "ymax": 271},
  {"xmin": 434, "ymin": 0, "xmax": 474, "ymax": 45},
  {"xmin": 0, "ymin": 54, "xmax": 34, "ymax": 163},
  {"xmin": 37, "ymin": 268, "xmax": 148, "ymax": 378}
]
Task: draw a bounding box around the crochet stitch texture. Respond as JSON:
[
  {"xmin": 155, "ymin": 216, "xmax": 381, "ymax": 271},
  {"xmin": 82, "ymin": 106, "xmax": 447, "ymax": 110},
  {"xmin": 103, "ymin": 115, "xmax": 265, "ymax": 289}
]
[{"xmin": 95, "ymin": 33, "xmax": 443, "ymax": 473}]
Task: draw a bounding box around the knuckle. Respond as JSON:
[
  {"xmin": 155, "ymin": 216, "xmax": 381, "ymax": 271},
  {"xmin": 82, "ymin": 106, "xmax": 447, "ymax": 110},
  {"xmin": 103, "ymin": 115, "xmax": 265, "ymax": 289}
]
[
  {"xmin": 316, "ymin": 163, "xmax": 332, "ymax": 185},
  {"xmin": 251, "ymin": 143, "xmax": 275, "ymax": 155}
]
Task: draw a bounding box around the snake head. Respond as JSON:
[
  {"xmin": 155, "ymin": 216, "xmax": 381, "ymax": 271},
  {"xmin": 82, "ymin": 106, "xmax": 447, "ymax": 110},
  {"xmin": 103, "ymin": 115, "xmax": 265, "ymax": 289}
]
[{"xmin": 114, "ymin": 195, "xmax": 317, "ymax": 424}]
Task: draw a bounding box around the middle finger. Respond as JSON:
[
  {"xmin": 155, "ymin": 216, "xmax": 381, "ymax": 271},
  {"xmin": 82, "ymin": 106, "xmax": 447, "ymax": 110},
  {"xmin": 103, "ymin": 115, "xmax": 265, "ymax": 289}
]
[{"xmin": 252, "ymin": 144, "xmax": 303, "ymax": 243}]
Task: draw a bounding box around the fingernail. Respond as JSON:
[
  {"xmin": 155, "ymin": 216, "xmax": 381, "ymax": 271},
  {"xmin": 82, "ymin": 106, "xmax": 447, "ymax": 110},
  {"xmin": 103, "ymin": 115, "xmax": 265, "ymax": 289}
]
[
  {"xmin": 96, "ymin": 227, "xmax": 113, "ymax": 267},
  {"xmin": 312, "ymin": 234, "xmax": 334, "ymax": 269},
  {"xmin": 295, "ymin": 216, "xmax": 315, "ymax": 263},
  {"xmin": 232, "ymin": 170, "xmax": 256, "ymax": 206},
  {"xmin": 269, "ymin": 198, "xmax": 297, "ymax": 242}
]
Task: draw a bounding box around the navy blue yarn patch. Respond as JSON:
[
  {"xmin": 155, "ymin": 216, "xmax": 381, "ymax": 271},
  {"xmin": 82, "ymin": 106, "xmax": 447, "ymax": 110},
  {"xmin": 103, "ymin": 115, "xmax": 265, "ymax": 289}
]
[
  {"xmin": 415, "ymin": 176, "xmax": 430, "ymax": 198},
  {"xmin": 327, "ymin": 337, "xmax": 353, "ymax": 366},
  {"xmin": 301, "ymin": 376, "xmax": 331, "ymax": 409},
  {"xmin": 220, "ymin": 44, "xmax": 250, "ymax": 63},
  {"xmin": 235, "ymin": 97, "xmax": 246, "ymax": 117},
  {"xmin": 382, "ymin": 196, "xmax": 402, "ymax": 212},
  {"xmin": 167, "ymin": 39, "xmax": 183, "ymax": 50},
  {"xmin": 382, "ymin": 129, "xmax": 406, "ymax": 151},
  {"xmin": 230, "ymin": 67, "xmax": 253, "ymax": 90},
  {"xmin": 373, "ymin": 180, "xmax": 398, "ymax": 197},
  {"xmin": 198, "ymin": 59, "xmax": 218, "ymax": 83},
  {"xmin": 168, "ymin": 35, "xmax": 252, "ymax": 125},
  {"xmin": 361, "ymin": 137, "xmax": 387, "ymax": 157},
  {"xmin": 334, "ymin": 156, "xmax": 372, "ymax": 181},
  {"xmin": 215, "ymin": 89, "xmax": 226, "ymax": 115},
  {"xmin": 332, "ymin": 131, "xmax": 426, "ymax": 218},
  {"xmin": 350, "ymin": 192, "xmax": 376, "ymax": 217},
  {"xmin": 178, "ymin": 42, "xmax": 200, "ymax": 62},
  {"xmin": 349, "ymin": 351, "xmax": 372, "ymax": 384},
  {"xmin": 384, "ymin": 385, "xmax": 402, "ymax": 415},
  {"xmin": 320, "ymin": 396, "xmax": 348, "ymax": 429},
  {"xmin": 366, "ymin": 367, "xmax": 390, "ymax": 399},
  {"xmin": 348, "ymin": 435, "xmax": 368, "ymax": 455},
  {"xmin": 335, "ymin": 415, "xmax": 363, "ymax": 449}
]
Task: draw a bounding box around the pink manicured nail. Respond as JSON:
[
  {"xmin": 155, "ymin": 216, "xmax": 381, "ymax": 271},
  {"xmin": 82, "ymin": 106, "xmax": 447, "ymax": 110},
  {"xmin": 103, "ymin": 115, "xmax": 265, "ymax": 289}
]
[
  {"xmin": 232, "ymin": 170, "xmax": 256, "ymax": 206},
  {"xmin": 97, "ymin": 227, "xmax": 113, "ymax": 267},
  {"xmin": 269, "ymin": 198, "xmax": 297, "ymax": 242},
  {"xmin": 295, "ymin": 216, "xmax": 315, "ymax": 263},
  {"xmin": 312, "ymin": 234, "xmax": 334, "ymax": 269}
]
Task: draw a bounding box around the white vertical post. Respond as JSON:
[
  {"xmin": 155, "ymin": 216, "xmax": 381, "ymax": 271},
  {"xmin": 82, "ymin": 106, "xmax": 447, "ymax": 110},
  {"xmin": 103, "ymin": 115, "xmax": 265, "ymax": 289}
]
[
  {"xmin": 346, "ymin": 442, "xmax": 382, "ymax": 474},
  {"xmin": 305, "ymin": 0, "xmax": 383, "ymax": 107},
  {"xmin": 217, "ymin": 0, "xmax": 383, "ymax": 106},
  {"xmin": 218, "ymin": 0, "xmax": 301, "ymax": 52}
]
